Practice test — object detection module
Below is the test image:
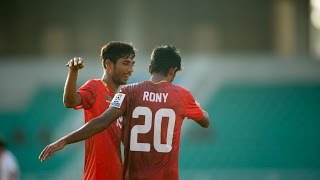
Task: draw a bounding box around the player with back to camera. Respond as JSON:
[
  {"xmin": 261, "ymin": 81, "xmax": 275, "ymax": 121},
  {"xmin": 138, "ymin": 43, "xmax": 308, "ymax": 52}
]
[
  {"xmin": 63, "ymin": 41, "xmax": 135, "ymax": 180},
  {"xmin": 40, "ymin": 45, "xmax": 210, "ymax": 180}
]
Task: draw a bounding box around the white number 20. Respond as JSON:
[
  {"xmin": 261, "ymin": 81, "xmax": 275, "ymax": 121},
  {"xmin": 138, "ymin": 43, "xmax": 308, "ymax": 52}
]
[{"xmin": 130, "ymin": 106, "xmax": 176, "ymax": 153}]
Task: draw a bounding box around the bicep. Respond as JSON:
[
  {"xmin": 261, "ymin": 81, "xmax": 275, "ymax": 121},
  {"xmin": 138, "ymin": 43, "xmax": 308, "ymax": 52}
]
[
  {"xmin": 194, "ymin": 112, "xmax": 210, "ymax": 128},
  {"xmin": 70, "ymin": 92, "xmax": 85, "ymax": 109},
  {"xmin": 183, "ymin": 92, "xmax": 210, "ymax": 128},
  {"xmin": 63, "ymin": 90, "xmax": 83, "ymax": 108}
]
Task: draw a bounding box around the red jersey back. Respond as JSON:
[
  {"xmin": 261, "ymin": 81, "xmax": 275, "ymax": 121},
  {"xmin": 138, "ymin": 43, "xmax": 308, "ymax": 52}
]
[
  {"xmin": 110, "ymin": 81, "xmax": 204, "ymax": 180},
  {"xmin": 75, "ymin": 79, "xmax": 122, "ymax": 180}
]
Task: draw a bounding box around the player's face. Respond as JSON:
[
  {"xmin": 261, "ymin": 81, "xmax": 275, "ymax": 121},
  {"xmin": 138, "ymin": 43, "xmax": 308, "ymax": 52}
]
[{"xmin": 111, "ymin": 58, "xmax": 135, "ymax": 85}]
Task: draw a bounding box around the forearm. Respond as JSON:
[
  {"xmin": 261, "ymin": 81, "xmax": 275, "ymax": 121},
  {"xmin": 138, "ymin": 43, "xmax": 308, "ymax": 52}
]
[
  {"xmin": 62, "ymin": 116, "xmax": 109, "ymax": 145},
  {"xmin": 62, "ymin": 107, "xmax": 124, "ymax": 145},
  {"xmin": 59, "ymin": 107, "xmax": 123, "ymax": 146},
  {"xmin": 63, "ymin": 69, "xmax": 80, "ymax": 107},
  {"xmin": 38, "ymin": 107, "xmax": 124, "ymax": 162}
]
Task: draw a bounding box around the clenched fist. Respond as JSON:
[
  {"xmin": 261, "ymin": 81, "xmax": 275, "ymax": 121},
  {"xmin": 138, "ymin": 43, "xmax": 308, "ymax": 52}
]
[{"xmin": 66, "ymin": 57, "xmax": 84, "ymax": 70}]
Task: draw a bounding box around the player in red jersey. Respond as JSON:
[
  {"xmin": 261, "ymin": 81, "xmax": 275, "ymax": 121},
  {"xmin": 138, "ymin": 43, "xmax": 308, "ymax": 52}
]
[
  {"xmin": 40, "ymin": 45, "xmax": 210, "ymax": 180},
  {"xmin": 62, "ymin": 41, "xmax": 135, "ymax": 180}
]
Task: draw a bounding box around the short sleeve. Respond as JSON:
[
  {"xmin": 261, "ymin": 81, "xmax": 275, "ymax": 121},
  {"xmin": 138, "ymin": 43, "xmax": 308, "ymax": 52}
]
[
  {"xmin": 109, "ymin": 86, "xmax": 129, "ymax": 112},
  {"xmin": 74, "ymin": 80, "xmax": 97, "ymax": 110},
  {"xmin": 184, "ymin": 91, "xmax": 204, "ymax": 121}
]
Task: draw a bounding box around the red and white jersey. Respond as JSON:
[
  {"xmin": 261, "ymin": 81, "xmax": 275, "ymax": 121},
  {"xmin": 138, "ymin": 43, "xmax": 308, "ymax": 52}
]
[
  {"xmin": 75, "ymin": 79, "xmax": 122, "ymax": 180},
  {"xmin": 110, "ymin": 81, "xmax": 204, "ymax": 180}
]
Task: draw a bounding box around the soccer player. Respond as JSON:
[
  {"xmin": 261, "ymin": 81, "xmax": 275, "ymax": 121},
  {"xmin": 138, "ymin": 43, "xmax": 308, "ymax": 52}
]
[
  {"xmin": 62, "ymin": 41, "xmax": 135, "ymax": 180},
  {"xmin": 40, "ymin": 45, "xmax": 210, "ymax": 180}
]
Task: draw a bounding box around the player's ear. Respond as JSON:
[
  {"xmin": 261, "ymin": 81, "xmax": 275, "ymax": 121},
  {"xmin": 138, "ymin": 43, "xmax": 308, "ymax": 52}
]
[
  {"xmin": 148, "ymin": 64, "xmax": 152, "ymax": 74},
  {"xmin": 168, "ymin": 67, "xmax": 178, "ymax": 82},
  {"xmin": 173, "ymin": 67, "xmax": 178, "ymax": 74},
  {"xmin": 105, "ymin": 59, "xmax": 113, "ymax": 70},
  {"xmin": 169, "ymin": 67, "xmax": 177, "ymax": 76}
]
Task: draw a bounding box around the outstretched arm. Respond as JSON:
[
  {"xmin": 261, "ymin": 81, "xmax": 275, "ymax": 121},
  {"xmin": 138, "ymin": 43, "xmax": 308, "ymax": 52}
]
[
  {"xmin": 63, "ymin": 57, "xmax": 84, "ymax": 108},
  {"xmin": 39, "ymin": 107, "xmax": 124, "ymax": 162}
]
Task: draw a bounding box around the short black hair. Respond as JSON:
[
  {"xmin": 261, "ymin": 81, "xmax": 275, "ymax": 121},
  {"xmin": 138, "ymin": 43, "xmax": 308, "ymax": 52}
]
[
  {"xmin": 150, "ymin": 45, "xmax": 182, "ymax": 76},
  {"xmin": 100, "ymin": 41, "xmax": 136, "ymax": 69}
]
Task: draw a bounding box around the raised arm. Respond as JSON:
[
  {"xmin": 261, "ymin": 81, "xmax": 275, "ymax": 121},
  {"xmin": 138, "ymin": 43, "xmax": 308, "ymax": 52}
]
[
  {"xmin": 63, "ymin": 57, "xmax": 84, "ymax": 108},
  {"xmin": 39, "ymin": 107, "xmax": 124, "ymax": 162}
]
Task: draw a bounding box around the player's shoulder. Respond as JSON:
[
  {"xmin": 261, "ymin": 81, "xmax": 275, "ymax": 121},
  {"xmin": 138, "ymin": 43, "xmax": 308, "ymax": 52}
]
[
  {"xmin": 84, "ymin": 79, "xmax": 100, "ymax": 84},
  {"xmin": 79, "ymin": 79, "xmax": 99, "ymax": 89},
  {"xmin": 121, "ymin": 81, "xmax": 148, "ymax": 90},
  {"xmin": 170, "ymin": 83, "xmax": 191, "ymax": 94}
]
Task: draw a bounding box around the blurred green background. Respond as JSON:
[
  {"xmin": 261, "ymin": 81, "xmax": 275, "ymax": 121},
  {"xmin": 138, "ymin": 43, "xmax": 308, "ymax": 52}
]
[{"xmin": 1, "ymin": 0, "xmax": 320, "ymax": 179}]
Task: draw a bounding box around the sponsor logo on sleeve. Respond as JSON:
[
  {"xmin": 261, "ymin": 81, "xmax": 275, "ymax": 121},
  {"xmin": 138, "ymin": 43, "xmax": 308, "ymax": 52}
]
[{"xmin": 110, "ymin": 93, "xmax": 126, "ymax": 108}]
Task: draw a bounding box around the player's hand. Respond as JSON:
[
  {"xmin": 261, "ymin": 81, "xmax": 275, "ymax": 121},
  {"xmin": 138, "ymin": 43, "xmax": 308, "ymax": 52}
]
[
  {"xmin": 39, "ymin": 139, "xmax": 66, "ymax": 162},
  {"xmin": 66, "ymin": 57, "xmax": 84, "ymax": 70}
]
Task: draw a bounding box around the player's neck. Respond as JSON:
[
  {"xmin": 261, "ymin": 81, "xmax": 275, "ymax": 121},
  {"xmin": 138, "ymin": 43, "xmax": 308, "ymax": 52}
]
[
  {"xmin": 150, "ymin": 74, "xmax": 169, "ymax": 83},
  {"xmin": 101, "ymin": 74, "xmax": 119, "ymax": 93}
]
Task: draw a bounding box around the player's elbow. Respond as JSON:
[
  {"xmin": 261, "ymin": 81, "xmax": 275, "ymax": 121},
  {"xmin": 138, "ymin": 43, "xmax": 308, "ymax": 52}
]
[
  {"xmin": 201, "ymin": 119, "xmax": 210, "ymax": 128},
  {"xmin": 64, "ymin": 93, "xmax": 81, "ymax": 108},
  {"xmin": 200, "ymin": 111, "xmax": 210, "ymax": 128},
  {"xmin": 196, "ymin": 117, "xmax": 210, "ymax": 128},
  {"xmin": 63, "ymin": 99, "xmax": 75, "ymax": 108},
  {"xmin": 64, "ymin": 103, "xmax": 74, "ymax": 108},
  {"xmin": 204, "ymin": 121, "xmax": 210, "ymax": 128}
]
